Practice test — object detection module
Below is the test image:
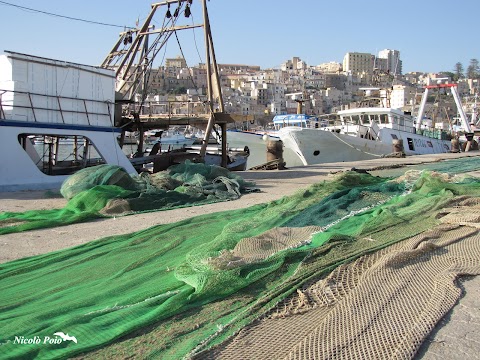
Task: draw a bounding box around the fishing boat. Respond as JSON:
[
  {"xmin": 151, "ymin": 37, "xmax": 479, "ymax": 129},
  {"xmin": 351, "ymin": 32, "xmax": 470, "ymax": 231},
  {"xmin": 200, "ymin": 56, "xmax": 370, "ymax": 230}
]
[
  {"xmin": 0, "ymin": 51, "xmax": 137, "ymax": 191},
  {"xmin": 103, "ymin": 0, "xmax": 249, "ymax": 172},
  {"xmin": 0, "ymin": 1, "xmax": 248, "ymax": 191},
  {"xmin": 144, "ymin": 129, "xmax": 196, "ymax": 149},
  {"xmin": 228, "ymin": 128, "xmax": 275, "ymax": 141},
  {"xmin": 142, "ymin": 142, "xmax": 250, "ymax": 172},
  {"xmin": 277, "ymin": 84, "xmax": 473, "ymax": 165},
  {"xmin": 195, "ymin": 145, "xmax": 250, "ymax": 171},
  {"xmin": 225, "ymin": 121, "xmax": 307, "ymax": 167},
  {"xmin": 120, "ymin": 131, "xmax": 138, "ymax": 145}
]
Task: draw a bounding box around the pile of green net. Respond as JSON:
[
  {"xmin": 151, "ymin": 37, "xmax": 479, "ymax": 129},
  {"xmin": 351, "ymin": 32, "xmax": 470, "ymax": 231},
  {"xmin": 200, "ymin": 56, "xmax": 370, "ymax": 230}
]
[
  {"xmin": 0, "ymin": 161, "xmax": 257, "ymax": 235},
  {"xmin": 2, "ymin": 163, "xmax": 480, "ymax": 359}
]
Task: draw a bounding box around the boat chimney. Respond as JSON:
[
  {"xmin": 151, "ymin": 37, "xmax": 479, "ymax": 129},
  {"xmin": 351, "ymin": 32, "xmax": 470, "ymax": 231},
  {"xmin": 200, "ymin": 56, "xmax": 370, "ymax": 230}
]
[{"xmin": 295, "ymin": 99, "xmax": 304, "ymax": 114}]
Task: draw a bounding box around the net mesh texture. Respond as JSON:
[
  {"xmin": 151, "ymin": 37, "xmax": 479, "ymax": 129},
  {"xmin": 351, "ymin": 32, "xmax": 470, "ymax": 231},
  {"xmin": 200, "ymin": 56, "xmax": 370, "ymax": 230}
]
[
  {"xmin": 0, "ymin": 162, "xmax": 256, "ymax": 235},
  {"xmin": 1, "ymin": 157, "xmax": 480, "ymax": 359}
]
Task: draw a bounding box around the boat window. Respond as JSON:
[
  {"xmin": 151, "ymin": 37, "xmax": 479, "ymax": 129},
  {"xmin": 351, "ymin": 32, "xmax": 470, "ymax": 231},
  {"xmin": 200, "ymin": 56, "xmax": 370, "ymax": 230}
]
[
  {"xmin": 361, "ymin": 114, "xmax": 370, "ymax": 124},
  {"xmin": 18, "ymin": 134, "xmax": 107, "ymax": 176},
  {"xmin": 399, "ymin": 117, "xmax": 405, "ymax": 126},
  {"xmin": 351, "ymin": 115, "xmax": 360, "ymax": 124},
  {"xmin": 407, "ymin": 137, "xmax": 414, "ymax": 151},
  {"xmin": 380, "ymin": 114, "xmax": 388, "ymax": 124}
]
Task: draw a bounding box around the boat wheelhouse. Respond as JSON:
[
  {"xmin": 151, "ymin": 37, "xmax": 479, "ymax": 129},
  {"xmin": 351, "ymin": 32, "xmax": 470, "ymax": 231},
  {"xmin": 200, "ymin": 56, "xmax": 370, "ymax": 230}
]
[
  {"xmin": 336, "ymin": 107, "xmax": 451, "ymax": 142},
  {"xmin": 0, "ymin": 51, "xmax": 136, "ymax": 191},
  {"xmin": 272, "ymin": 114, "xmax": 324, "ymax": 130}
]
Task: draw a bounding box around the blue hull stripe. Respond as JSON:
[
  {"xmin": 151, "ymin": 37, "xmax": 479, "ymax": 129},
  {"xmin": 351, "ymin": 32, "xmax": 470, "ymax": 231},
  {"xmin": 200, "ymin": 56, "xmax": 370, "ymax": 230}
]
[{"xmin": 0, "ymin": 120, "xmax": 121, "ymax": 133}]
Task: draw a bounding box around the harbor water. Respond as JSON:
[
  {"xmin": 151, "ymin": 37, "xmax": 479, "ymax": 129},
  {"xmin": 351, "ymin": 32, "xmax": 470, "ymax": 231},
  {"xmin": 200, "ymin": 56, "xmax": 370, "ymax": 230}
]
[{"xmin": 33, "ymin": 137, "xmax": 302, "ymax": 171}]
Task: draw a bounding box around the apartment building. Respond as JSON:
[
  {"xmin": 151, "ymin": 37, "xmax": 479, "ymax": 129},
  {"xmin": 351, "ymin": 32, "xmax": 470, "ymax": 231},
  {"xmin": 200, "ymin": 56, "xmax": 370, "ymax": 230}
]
[
  {"xmin": 165, "ymin": 56, "xmax": 187, "ymax": 68},
  {"xmin": 324, "ymin": 73, "xmax": 347, "ymax": 90},
  {"xmin": 377, "ymin": 49, "xmax": 402, "ymax": 75},
  {"xmin": 389, "ymin": 84, "xmax": 416, "ymax": 109},
  {"xmin": 316, "ymin": 62, "xmax": 342, "ymax": 73},
  {"xmin": 343, "ymin": 52, "xmax": 375, "ymax": 76},
  {"xmin": 281, "ymin": 57, "xmax": 308, "ymax": 71}
]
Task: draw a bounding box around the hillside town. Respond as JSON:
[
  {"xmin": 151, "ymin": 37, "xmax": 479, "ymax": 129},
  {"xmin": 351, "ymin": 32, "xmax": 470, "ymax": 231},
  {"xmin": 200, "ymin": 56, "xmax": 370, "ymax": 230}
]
[{"xmin": 135, "ymin": 49, "xmax": 480, "ymax": 130}]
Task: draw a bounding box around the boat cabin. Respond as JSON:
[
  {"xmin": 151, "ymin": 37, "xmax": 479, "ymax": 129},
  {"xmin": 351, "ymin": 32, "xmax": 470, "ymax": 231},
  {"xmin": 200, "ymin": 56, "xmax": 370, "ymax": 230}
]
[
  {"xmin": 272, "ymin": 114, "xmax": 326, "ymax": 131},
  {"xmin": 0, "ymin": 51, "xmax": 135, "ymax": 191},
  {"xmin": 338, "ymin": 108, "xmax": 415, "ymax": 132},
  {"xmin": 337, "ymin": 107, "xmax": 450, "ymax": 141}
]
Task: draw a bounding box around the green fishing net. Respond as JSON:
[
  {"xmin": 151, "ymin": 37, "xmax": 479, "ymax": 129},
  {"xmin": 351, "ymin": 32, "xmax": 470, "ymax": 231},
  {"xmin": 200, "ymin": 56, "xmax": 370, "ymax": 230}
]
[
  {"xmin": 2, "ymin": 165, "xmax": 480, "ymax": 359},
  {"xmin": 1, "ymin": 157, "xmax": 480, "ymax": 359},
  {"xmin": 0, "ymin": 162, "xmax": 257, "ymax": 235}
]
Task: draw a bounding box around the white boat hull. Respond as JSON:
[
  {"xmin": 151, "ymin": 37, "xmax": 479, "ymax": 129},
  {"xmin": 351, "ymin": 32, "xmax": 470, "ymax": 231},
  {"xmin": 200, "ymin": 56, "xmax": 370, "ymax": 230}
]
[
  {"xmin": 145, "ymin": 132, "xmax": 196, "ymax": 150},
  {"xmin": 227, "ymin": 129, "xmax": 279, "ymax": 144},
  {"xmin": 159, "ymin": 138, "xmax": 196, "ymax": 147},
  {"xmin": 279, "ymin": 127, "xmax": 452, "ymax": 166},
  {"xmin": 0, "ymin": 122, "xmax": 136, "ymax": 191},
  {"xmin": 227, "ymin": 129, "xmax": 305, "ymax": 167}
]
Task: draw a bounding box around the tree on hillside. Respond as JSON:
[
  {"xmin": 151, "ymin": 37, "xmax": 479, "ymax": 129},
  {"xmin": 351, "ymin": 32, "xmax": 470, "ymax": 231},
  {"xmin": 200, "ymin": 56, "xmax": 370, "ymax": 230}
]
[
  {"xmin": 171, "ymin": 86, "xmax": 187, "ymax": 94},
  {"xmin": 467, "ymin": 59, "xmax": 479, "ymax": 79},
  {"xmin": 442, "ymin": 71, "xmax": 455, "ymax": 81},
  {"xmin": 453, "ymin": 62, "xmax": 464, "ymax": 81}
]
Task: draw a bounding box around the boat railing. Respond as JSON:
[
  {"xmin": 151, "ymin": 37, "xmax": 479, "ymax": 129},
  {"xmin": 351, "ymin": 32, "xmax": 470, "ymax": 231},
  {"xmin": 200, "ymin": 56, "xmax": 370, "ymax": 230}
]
[
  {"xmin": 0, "ymin": 88, "xmax": 113, "ymax": 126},
  {"xmin": 390, "ymin": 120, "xmax": 451, "ymax": 140},
  {"xmin": 341, "ymin": 122, "xmax": 368, "ymax": 137},
  {"xmin": 390, "ymin": 121, "xmax": 416, "ymax": 133},
  {"xmin": 124, "ymin": 100, "xmax": 211, "ymax": 119},
  {"xmin": 298, "ymin": 115, "xmax": 342, "ymax": 130},
  {"xmin": 301, "ymin": 117, "xmax": 342, "ymax": 130},
  {"xmin": 329, "ymin": 120, "xmax": 385, "ymax": 139}
]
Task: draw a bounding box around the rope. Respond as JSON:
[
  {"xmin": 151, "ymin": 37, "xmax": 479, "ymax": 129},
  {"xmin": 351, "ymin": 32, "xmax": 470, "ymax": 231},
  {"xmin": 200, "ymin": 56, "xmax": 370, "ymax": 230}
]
[
  {"xmin": 190, "ymin": 12, "xmax": 204, "ymax": 65},
  {"xmin": 213, "ymin": 176, "xmax": 241, "ymax": 197},
  {"xmin": 328, "ymin": 129, "xmax": 383, "ymax": 158},
  {"xmin": 174, "ymin": 30, "xmax": 201, "ymax": 94},
  {"xmin": 0, "ymin": 0, "xmax": 132, "ymax": 29}
]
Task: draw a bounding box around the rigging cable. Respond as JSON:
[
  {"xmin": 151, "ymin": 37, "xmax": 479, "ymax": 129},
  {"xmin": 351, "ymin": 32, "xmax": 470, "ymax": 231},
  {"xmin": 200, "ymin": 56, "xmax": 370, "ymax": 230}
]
[
  {"xmin": 127, "ymin": 4, "xmax": 185, "ymax": 111},
  {"xmin": 174, "ymin": 30, "xmax": 200, "ymax": 94},
  {"xmin": 0, "ymin": 0, "xmax": 133, "ymax": 29},
  {"xmin": 119, "ymin": 13, "xmax": 172, "ymax": 98},
  {"xmin": 133, "ymin": 12, "xmax": 176, "ymax": 103},
  {"xmin": 189, "ymin": 12, "xmax": 204, "ymax": 65}
]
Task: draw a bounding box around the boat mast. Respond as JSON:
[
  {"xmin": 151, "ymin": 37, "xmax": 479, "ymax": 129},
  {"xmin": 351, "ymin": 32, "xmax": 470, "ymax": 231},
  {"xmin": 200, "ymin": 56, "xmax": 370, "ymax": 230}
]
[
  {"xmin": 199, "ymin": 0, "xmax": 226, "ymax": 166},
  {"xmin": 101, "ymin": 0, "xmax": 229, "ymax": 167},
  {"xmin": 472, "ymin": 94, "xmax": 478, "ymax": 126}
]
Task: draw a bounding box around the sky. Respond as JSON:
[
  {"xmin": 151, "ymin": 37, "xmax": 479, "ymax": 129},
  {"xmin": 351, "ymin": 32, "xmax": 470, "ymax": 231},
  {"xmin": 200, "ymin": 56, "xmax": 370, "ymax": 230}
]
[{"xmin": 0, "ymin": 0, "xmax": 478, "ymax": 74}]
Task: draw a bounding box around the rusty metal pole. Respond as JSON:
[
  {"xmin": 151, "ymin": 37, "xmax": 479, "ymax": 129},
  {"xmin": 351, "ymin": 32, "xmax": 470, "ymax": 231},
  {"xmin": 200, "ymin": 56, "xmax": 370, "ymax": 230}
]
[{"xmin": 200, "ymin": 0, "xmax": 215, "ymax": 158}]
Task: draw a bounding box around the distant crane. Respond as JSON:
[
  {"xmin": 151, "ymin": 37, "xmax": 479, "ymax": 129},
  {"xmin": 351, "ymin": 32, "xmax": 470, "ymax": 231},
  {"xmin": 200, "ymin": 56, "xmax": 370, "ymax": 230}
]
[{"xmin": 416, "ymin": 83, "xmax": 471, "ymax": 133}]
